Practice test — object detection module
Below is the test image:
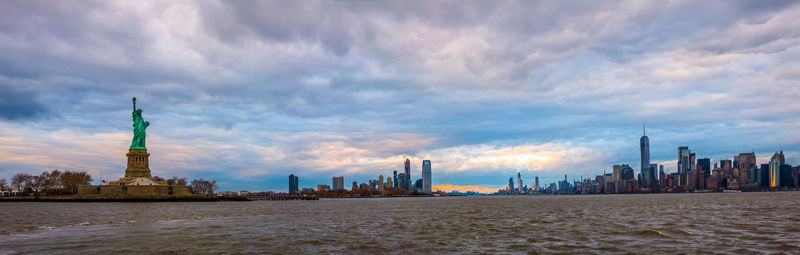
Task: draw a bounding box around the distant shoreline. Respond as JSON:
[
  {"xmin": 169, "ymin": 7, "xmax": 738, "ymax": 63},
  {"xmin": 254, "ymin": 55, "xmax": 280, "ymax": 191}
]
[{"xmin": 0, "ymin": 196, "xmax": 247, "ymax": 202}]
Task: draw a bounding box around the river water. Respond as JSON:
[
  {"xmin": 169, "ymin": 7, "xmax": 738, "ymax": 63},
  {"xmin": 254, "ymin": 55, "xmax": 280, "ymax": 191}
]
[{"xmin": 1, "ymin": 192, "xmax": 799, "ymax": 254}]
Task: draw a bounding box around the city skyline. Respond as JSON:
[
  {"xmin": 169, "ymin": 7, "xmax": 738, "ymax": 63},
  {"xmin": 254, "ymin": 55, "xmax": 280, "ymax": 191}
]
[{"xmin": 1, "ymin": 1, "xmax": 799, "ymax": 192}]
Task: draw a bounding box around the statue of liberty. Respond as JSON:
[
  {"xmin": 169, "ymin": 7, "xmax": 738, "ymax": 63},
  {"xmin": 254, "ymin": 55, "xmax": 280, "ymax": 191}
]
[{"xmin": 130, "ymin": 97, "xmax": 149, "ymax": 150}]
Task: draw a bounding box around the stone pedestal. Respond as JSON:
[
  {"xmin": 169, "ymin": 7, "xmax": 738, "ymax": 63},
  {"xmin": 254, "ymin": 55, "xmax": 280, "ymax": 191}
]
[{"xmin": 125, "ymin": 149, "xmax": 151, "ymax": 178}]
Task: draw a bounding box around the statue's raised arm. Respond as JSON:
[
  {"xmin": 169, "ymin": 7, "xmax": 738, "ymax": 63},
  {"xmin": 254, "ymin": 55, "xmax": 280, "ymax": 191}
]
[{"xmin": 130, "ymin": 97, "xmax": 148, "ymax": 150}]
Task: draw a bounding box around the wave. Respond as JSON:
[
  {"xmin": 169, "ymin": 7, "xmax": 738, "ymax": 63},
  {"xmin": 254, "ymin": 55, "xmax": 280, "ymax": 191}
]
[{"xmin": 636, "ymin": 229, "xmax": 667, "ymax": 237}]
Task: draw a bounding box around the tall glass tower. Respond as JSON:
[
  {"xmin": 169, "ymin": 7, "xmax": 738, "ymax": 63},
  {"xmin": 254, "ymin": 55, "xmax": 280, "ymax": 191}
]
[
  {"xmin": 404, "ymin": 158, "xmax": 411, "ymax": 190},
  {"xmin": 770, "ymin": 152, "xmax": 781, "ymax": 188},
  {"xmin": 640, "ymin": 124, "xmax": 650, "ymax": 172},
  {"xmin": 422, "ymin": 160, "xmax": 432, "ymax": 193},
  {"xmin": 289, "ymin": 174, "xmax": 299, "ymax": 194},
  {"xmin": 640, "ymin": 124, "xmax": 653, "ymax": 188}
]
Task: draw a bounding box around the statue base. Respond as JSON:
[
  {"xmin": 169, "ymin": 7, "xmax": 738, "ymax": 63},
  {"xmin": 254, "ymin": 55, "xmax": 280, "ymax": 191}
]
[{"xmin": 124, "ymin": 149, "xmax": 151, "ymax": 178}]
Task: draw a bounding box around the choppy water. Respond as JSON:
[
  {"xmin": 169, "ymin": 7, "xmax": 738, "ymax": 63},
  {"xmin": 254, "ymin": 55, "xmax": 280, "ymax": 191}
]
[{"xmin": 1, "ymin": 192, "xmax": 799, "ymax": 254}]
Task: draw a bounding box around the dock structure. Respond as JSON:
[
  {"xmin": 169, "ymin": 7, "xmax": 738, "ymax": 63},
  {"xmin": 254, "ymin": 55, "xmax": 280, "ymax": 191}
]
[{"xmin": 244, "ymin": 195, "xmax": 319, "ymax": 201}]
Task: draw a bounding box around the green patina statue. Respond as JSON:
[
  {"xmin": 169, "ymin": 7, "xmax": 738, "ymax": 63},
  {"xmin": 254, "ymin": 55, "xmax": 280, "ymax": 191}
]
[{"xmin": 130, "ymin": 97, "xmax": 149, "ymax": 150}]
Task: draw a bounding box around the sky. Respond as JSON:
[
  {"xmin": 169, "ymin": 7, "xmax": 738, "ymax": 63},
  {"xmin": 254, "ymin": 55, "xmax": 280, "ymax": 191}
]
[{"xmin": 1, "ymin": 1, "xmax": 799, "ymax": 193}]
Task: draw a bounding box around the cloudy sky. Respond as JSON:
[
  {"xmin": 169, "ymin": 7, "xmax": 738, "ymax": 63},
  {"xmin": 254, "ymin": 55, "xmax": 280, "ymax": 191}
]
[{"xmin": 1, "ymin": 0, "xmax": 799, "ymax": 192}]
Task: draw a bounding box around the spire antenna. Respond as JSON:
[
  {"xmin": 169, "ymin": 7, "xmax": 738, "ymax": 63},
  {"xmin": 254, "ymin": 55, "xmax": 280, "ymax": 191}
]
[{"xmin": 643, "ymin": 122, "xmax": 646, "ymax": 136}]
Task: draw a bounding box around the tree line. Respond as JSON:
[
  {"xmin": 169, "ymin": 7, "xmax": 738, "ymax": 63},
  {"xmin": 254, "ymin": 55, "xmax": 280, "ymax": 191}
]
[
  {"xmin": 0, "ymin": 171, "xmax": 219, "ymax": 196},
  {"xmin": 0, "ymin": 170, "xmax": 92, "ymax": 196},
  {"xmin": 190, "ymin": 178, "xmax": 218, "ymax": 195}
]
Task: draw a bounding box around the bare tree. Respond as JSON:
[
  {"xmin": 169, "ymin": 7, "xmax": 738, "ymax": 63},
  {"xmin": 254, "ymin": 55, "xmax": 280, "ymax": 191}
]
[
  {"xmin": 47, "ymin": 170, "xmax": 63, "ymax": 191},
  {"xmin": 190, "ymin": 179, "xmax": 218, "ymax": 195},
  {"xmin": 0, "ymin": 178, "xmax": 7, "ymax": 191},
  {"xmin": 26, "ymin": 174, "xmax": 46, "ymax": 197},
  {"xmin": 207, "ymin": 180, "xmax": 218, "ymax": 195},
  {"xmin": 167, "ymin": 176, "xmax": 188, "ymax": 186},
  {"xmin": 190, "ymin": 178, "xmax": 205, "ymax": 194},
  {"xmin": 11, "ymin": 173, "xmax": 30, "ymax": 193},
  {"xmin": 60, "ymin": 171, "xmax": 92, "ymax": 194}
]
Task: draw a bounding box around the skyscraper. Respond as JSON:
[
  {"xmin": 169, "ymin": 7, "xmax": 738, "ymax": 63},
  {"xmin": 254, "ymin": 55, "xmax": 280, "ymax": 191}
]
[
  {"xmin": 737, "ymin": 152, "xmax": 756, "ymax": 185},
  {"xmin": 404, "ymin": 158, "xmax": 411, "ymax": 190},
  {"xmin": 760, "ymin": 164, "xmax": 769, "ymax": 188},
  {"xmin": 393, "ymin": 170, "xmax": 398, "ymax": 188},
  {"xmin": 422, "ymin": 160, "xmax": 432, "ymax": 193},
  {"xmin": 508, "ymin": 177, "xmax": 514, "ymax": 191},
  {"xmin": 397, "ymin": 173, "xmax": 406, "ymax": 191},
  {"xmin": 332, "ymin": 176, "xmax": 344, "ymax": 190},
  {"xmin": 621, "ymin": 164, "xmax": 634, "ymax": 180},
  {"xmin": 378, "ymin": 175, "xmax": 384, "ymax": 191},
  {"xmin": 289, "ymin": 174, "xmax": 299, "ymax": 194},
  {"xmin": 678, "ymin": 146, "xmax": 691, "ymax": 187},
  {"xmin": 535, "ymin": 176, "xmax": 539, "ymax": 191},
  {"xmin": 517, "ymin": 172, "xmax": 523, "ymax": 193},
  {"xmin": 640, "ymin": 123, "xmax": 650, "ymax": 173},
  {"xmin": 770, "ymin": 152, "xmax": 780, "ymax": 188},
  {"xmin": 697, "ymin": 158, "xmax": 711, "ymax": 176}
]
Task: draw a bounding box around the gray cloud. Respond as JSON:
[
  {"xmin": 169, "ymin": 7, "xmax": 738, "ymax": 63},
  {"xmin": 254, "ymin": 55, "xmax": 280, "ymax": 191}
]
[
  {"xmin": 0, "ymin": 0, "xmax": 799, "ymax": 190},
  {"xmin": 0, "ymin": 83, "xmax": 52, "ymax": 121}
]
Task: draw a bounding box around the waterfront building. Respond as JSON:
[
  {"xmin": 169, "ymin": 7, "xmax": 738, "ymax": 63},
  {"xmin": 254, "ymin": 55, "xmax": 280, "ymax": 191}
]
[
  {"xmin": 397, "ymin": 173, "xmax": 406, "ymax": 190},
  {"xmin": 604, "ymin": 173, "xmax": 614, "ymax": 194},
  {"xmin": 559, "ymin": 175, "xmax": 569, "ymax": 192},
  {"xmin": 621, "ymin": 164, "xmax": 634, "ymax": 180},
  {"xmin": 770, "ymin": 153, "xmax": 780, "ymax": 188},
  {"xmin": 378, "ymin": 175, "xmax": 384, "ymax": 191},
  {"xmin": 386, "ymin": 177, "xmax": 392, "ymax": 189},
  {"xmin": 613, "ymin": 164, "xmax": 621, "ymax": 181},
  {"xmin": 317, "ymin": 185, "xmax": 330, "ymax": 192},
  {"xmin": 780, "ymin": 164, "xmax": 794, "ymax": 188},
  {"xmin": 678, "ymin": 146, "xmax": 691, "ymax": 187},
  {"xmin": 414, "ymin": 179, "xmax": 423, "ymax": 192},
  {"xmin": 642, "ymin": 164, "xmax": 656, "ymax": 190},
  {"xmin": 748, "ymin": 167, "xmax": 759, "ymax": 185},
  {"xmin": 333, "ymin": 176, "xmax": 344, "ymax": 190},
  {"xmin": 760, "ymin": 164, "xmax": 769, "ymax": 188},
  {"xmin": 422, "ymin": 160, "xmax": 432, "ymax": 193},
  {"xmin": 640, "ymin": 124, "xmax": 650, "ymax": 174},
  {"xmin": 728, "ymin": 178, "xmax": 740, "ymax": 190},
  {"xmin": 697, "ymin": 158, "xmax": 711, "ymax": 176},
  {"xmin": 404, "ymin": 158, "xmax": 411, "ymax": 190},
  {"xmin": 352, "ymin": 181, "xmax": 359, "ymax": 191},
  {"xmin": 650, "ymin": 164, "xmax": 658, "ymax": 184},
  {"xmin": 737, "ymin": 152, "xmax": 756, "ymax": 185},
  {"xmin": 695, "ymin": 168, "xmax": 705, "ymax": 190},
  {"xmin": 720, "ymin": 160, "xmax": 732, "ymax": 175},
  {"xmin": 706, "ymin": 174, "xmax": 718, "ymax": 190},
  {"xmin": 289, "ymin": 174, "xmax": 299, "ymax": 194},
  {"xmin": 393, "ymin": 170, "xmax": 398, "ymax": 188}
]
